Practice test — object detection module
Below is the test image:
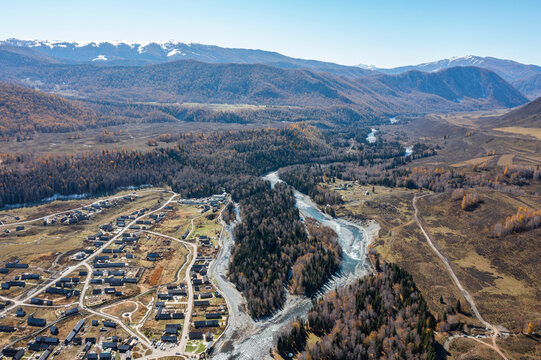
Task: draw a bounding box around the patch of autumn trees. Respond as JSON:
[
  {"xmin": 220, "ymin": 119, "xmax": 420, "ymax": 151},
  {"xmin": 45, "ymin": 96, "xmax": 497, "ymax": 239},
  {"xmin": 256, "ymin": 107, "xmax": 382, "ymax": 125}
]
[
  {"xmin": 344, "ymin": 162, "xmax": 541, "ymax": 196},
  {"xmin": 221, "ymin": 203, "xmax": 237, "ymax": 224},
  {"xmin": 228, "ymin": 181, "xmax": 342, "ymax": 318},
  {"xmin": 276, "ymin": 261, "xmax": 437, "ymax": 359},
  {"xmin": 0, "ymin": 123, "xmax": 426, "ymax": 208},
  {"xmin": 451, "ymin": 189, "xmax": 481, "ymax": 210},
  {"xmin": 493, "ymin": 207, "xmax": 541, "ymax": 237}
]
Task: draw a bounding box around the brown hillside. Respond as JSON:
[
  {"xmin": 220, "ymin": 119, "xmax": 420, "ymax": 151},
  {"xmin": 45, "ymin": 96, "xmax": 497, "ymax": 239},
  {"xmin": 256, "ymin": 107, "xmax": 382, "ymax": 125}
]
[{"xmin": 0, "ymin": 82, "xmax": 99, "ymax": 135}]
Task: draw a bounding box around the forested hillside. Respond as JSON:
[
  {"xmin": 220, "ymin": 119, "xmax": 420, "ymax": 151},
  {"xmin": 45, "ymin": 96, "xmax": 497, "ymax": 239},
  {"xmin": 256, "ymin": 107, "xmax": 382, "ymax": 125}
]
[
  {"xmin": 373, "ymin": 67, "xmax": 528, "ymax": 108},
  {"xmin": 276, "ymin": 262, "xmax": 437, "ymax": 359},
  {"xmin": 0, "ymin": 82, "xmax": 104, "ymax": 136},
  {"xmin": 229, "ymin": 181, "xmax": 341, "ymax": 318}
]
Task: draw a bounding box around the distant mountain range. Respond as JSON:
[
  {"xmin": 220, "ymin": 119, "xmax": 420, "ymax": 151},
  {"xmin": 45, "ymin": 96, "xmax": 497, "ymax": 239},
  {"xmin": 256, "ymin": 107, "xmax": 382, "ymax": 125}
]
[
  {"xmin": 3, "ymin": 40, "xmax": 539, "ymax": 100},
  {"xmin": 361, "ymin": 55, "xmax": 541, "ymax": 99},
  {"xmin": 0, "ymin": 41, "xmax": 531, "ymax": 120},
  {"xmin": 0, "ymin": 39, "xmax": 371, "ymax": 78}
]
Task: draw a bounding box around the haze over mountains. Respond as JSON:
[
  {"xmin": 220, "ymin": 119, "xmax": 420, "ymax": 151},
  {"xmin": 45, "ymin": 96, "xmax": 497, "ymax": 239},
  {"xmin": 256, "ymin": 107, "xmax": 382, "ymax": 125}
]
[{"xmin": 0, "ymin": 39, "xmax": 536, "ymax": 123}]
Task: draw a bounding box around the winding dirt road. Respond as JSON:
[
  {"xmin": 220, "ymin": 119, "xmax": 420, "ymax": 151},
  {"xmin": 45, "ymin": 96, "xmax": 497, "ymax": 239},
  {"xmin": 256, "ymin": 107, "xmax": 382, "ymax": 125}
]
[{"xmin": 413, "ymin": 193, "xmax": 508, "ymax": 360}]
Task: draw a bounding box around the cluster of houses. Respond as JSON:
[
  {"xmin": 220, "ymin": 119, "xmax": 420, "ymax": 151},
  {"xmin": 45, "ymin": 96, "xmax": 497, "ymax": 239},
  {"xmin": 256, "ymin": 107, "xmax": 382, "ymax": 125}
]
[
  {"xmin": 0, "ymin": 261, "xmax": 39, "ymax": 291},
  {"xmin": 0, "ymin": 307, "xmax": 81, "ymax": 359},
  {"xmin": 88, "ymin": 266, "xmax": 142, "ymax": 300},
  {"xmin": 45, "ymin": 210, "xmax": 90, "ymax": 226},
  {"xmin": 45, "ymin": 276, "xmax": 82, "ymax": 299},
  {"xmin": 84, "ymin": 336, "xmax": 138, "ymax": 360},
  {"xmin": 42, "ymin": 197, "xmax": 127, "ymax": 227},
  {"xmin": 179, "ymin": 193, "xmax": 226, "ymax": 214},
  {"xmin": 2, "ymin": 305, "xmax": 139, "ymax": 360},
  {"xmin": 154, "ymin": 284, "xmax": 187, "ymax": 343},
  {"xmin": 157, "ymin": 283, "xmax": 187, "ymax": 301}
]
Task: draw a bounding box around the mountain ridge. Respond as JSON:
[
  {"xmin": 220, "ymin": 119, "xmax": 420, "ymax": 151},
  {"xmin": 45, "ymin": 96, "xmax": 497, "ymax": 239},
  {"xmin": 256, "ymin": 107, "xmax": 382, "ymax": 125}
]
[
  {"xmin": 362, "ymin": 55, "xmax": 541, "ymax": 99},
  {"xmin": 0, "ymin": 46, "xmax": 529, "ymax": 118},
  {"xmin": 0, "ymin": 38, "xmax": 373, "ymax": 78}
]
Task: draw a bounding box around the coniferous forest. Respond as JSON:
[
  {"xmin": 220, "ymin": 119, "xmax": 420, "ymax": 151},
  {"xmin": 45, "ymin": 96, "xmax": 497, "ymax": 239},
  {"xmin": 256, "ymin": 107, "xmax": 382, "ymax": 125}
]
[
  {"xmin": 276, "ymin": 261, "xmax": 437, "ymax": 359},
  {"xmin": 229, "ymin": 181, "xmax": 342, "ymax": 318}
]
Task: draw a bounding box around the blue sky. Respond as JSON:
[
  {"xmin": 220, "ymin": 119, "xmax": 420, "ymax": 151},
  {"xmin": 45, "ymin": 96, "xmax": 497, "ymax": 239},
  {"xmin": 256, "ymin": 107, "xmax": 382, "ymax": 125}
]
[{"xmin": 1, "ymin": 0, "xmax": 540, "ymax": 67}]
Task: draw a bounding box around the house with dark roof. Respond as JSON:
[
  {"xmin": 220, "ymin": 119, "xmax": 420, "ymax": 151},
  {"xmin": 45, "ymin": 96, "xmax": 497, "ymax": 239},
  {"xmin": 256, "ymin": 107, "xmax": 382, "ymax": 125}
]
[
  {"xmin": 160, "ymin": 335, "xmax": 177, "ymax": 343},
  {"xmin": 189, "ymin": 332, "xmax": 203, "ymax": 340},
  {"xmin": 28, "ymin": 316, "xmax": 46, "ymax": 327}
]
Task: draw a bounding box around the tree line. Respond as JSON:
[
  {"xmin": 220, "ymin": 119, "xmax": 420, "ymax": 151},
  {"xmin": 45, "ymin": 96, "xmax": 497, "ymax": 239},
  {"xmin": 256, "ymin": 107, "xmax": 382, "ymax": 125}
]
[{"xmin": 0, "ymin": 127, "xmax": 341, "ymax": 207}]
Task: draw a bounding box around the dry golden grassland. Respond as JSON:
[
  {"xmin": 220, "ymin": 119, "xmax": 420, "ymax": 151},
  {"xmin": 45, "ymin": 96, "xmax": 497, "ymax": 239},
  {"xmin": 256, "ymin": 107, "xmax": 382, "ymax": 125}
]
[
  {"xmin": 189, "ymin": 211, "xmax": 222, "ymax": 240},
  {"xmin": 447, "ymin": 337, "xmax": 501, "ymax": 360},
  {"xmin": 497, "ymin": 154, "xmax": 515, "ymax": 166},
  {"xmin": 497, "ymin": 334, "xmax": 541, "ymax": 359},
  {"xmin": 390, "ymin": 112, "xmax": 541, "ymax": 168},
  {"xmin": 451, "ymin": 155, "xmax": 496, "ymax": 167},
  {"xmin": 416, "ymin": 190, "xmax": 541, "ymax": 331},
  {"xmin": 494, "ymin": 126, "xmax": 541, "ymax": 140},
  {"xmin": 150, "ymin": 203, "xmax": 200, "ymax": 238},
  {"xmin": 334, "ymin": 182, "xmax": 478, "ymax": 323}
]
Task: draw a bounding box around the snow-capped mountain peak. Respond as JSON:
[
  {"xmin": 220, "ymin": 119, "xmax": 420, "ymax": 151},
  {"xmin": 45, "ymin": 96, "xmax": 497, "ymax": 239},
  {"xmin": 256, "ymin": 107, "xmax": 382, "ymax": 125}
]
[
  {"xmin": 0, "ymin": 39, "xmax": 210, "ymax": 65},
  {"xmin": 357, "ymin": 64, "xmax": 379, "ymax": 70}
]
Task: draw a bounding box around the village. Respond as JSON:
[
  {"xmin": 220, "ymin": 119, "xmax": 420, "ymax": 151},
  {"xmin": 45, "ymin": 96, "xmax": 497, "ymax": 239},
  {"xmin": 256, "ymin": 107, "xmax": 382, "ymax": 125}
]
[{"xmin": 0, "ymin": 189, "xmax": 229, "ymax": 360}]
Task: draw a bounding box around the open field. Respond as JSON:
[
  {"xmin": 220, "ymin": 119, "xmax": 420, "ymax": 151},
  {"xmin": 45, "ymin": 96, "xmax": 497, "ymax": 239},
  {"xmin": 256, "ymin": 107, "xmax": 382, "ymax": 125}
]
[
  {"xmin": 415, "ymin": 190, "xmax": 541, "ymax": 331},
  {"xmin": 384, "ymin": 113, "xmax": 541, "ymax": 167},
  {"xmin": 447, "ymin": 337, "xmax": 501, "ymax": 360},
  {"xmin": 150, "ymin": 203, "xmax": 201, "ymax": 238},
  {"xmin": 497, "ymin": 334, "xmax": 541, "ymax": 359},
  {"xmin": 335, "ymin": 182, "xmax": 478, "ymax": 321},
  {"xmin": 494, "ymin": 126, "xmax": 541, "ymax": 140},
  {"xmin": 497, "ymin": 154, "xmax": 515, "ymax": 166},
  {"xmin": 189, "ymin": 213, "xmax": 222, "ymax": 240},
  {"xmin": 451, "ymin": 155, "xmax": 496, "ymax": 167}
]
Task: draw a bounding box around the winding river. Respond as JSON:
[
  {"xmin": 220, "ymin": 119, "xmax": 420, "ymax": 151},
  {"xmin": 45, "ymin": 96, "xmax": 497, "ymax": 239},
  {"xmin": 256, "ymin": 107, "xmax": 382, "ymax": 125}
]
[{"xmin": 210, "ymin": 171, "xmax": 378, "ymax": 359}]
